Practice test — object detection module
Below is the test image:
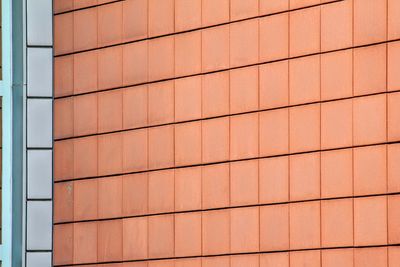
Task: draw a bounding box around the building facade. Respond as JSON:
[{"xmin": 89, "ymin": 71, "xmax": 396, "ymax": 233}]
[{"xmin": 1, "ymin": 0, "xmax": 400, "ymax": 266}]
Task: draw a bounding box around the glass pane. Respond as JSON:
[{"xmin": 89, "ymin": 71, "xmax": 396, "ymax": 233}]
[{"xmin": 0, "ymin": 97, "xmax": 2, "ymax": 244}]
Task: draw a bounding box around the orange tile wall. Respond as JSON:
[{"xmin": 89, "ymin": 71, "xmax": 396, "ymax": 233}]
[{"xmin": 53, "ymin": 0, "xmax": 400, "ymax": 266}]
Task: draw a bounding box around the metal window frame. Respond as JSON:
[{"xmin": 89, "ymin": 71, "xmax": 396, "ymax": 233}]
[{"xmin": 1, "ymin": 0, "xmax": 19, "ymax": 265}]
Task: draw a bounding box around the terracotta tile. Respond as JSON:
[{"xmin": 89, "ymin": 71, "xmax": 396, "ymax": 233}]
[
  {"xmin": 103, "ymin": 263, "xmax": 124, "ymax": 267},
  {"xmin": 98, "ymin": 90, "xmax": 123, "ymax": 133},
  {"xmin": 148, "ymin": 214, "xmax": 174, "ymax": 258},
  {"xmin": 74, "ymin": 136, "xmax": 98, "ymax": 178},
  {"xmin": 98, "ymin": 0, "xmax": 116, "ymax": 4},
  {"xmin": 175, "ymin": 212, "xmax": 202, "ymax": 257},
  {"xmin": 230, "ymin": 160, "xmax": 259, "ymax": 206},
  {"xmin": 73, "ymin": 179, "xmax": 98, "ymax": 220},
  {"xmin": 148, "ymin": 0, "xmax": 174, "ymax": 37},
  {"xmin": 54, "ymin": 0, "xmax": 73, "ymax": 13},
  {"xmin": 73, "ymin": 93, "xmax": 97, "ymax": 136},
  {"xmin": 230, "ymin": 66, "xmax": 259, "ymax": 113},
  {"xmin": 98, "ymin": 220, "xmax": 123, "ymax": 262},
  {"xmin": 321, "ymin": 149, "xmax": 353, "ymax": 198},
  {"xmin": 354, "ymin": 145, "xmax": 387, "ymax": 196},
  {"xmin": 53, "ymin": 224, "xmax": 73, "ymax": 265},
  {"xmin": 354, "ymin": 0, "xmax": 387, "ymax": 46},
  {"xmin": 290, "ymin": 201, "xmax": 321, "ymax": 249},
  {"xmin": 322, "ymin": 248, "xmax": 354, "ymax": 267},
  {"xmin": 260, "ymin": 204, "xmax": 289, "ymax": 251},
  {"xmin": 202, "ymin": 163, "xmax": 230, "ymax": 209},
  {"xmin": 290, "ymin": 0, "xmax": 319, "ymax": 9},
  {"xmin": 260, "ymin": 109, "xmax": 289, "ymax": 156},
  {"xmin": 148, "ymin": 81, "xmax": 174, "ymax": 125},
  {"xmin": 354, "ymin": 44, "xmax": 387, "ymax": 96},
  {"xmin": 98, "ymin": 2, "xmax": 123, "ymax": 46},
  {"xmin": 290, "ymin": 152, "xmax": 320, "ymax": 201},
  {"xmin": 123, "ymin": 85, "xmax": 148, "ymax": 129},
  {"xmin": 148, "ymin": 125, "xmax": 175, "ymax": 169},
  {"xmin": 73, "ymin": 0, "xmax": 97, "ymax": 9},
  {"xmin": 54, "ymin": 56, "xmax": 74, "ymax": 99},
  {"xmin": 389, "ymin": 92, "xmax": 400, "ymax": 141},
  {"xmin": 202, "ymin": 71, "xmax": 230, "ymax": 118},
  {"xmin": 321, "ymin": 0, "xmax": 352, "ymax": 51},
  {"xmin": 202, "ymin": 25, "xmax": 230, "ymax": 72},
  {"xmin": 354, "ymin": 196, "xmax": 387, "ymax": 246},
  {"xmin": 123, "ymin": 41, "xmax": 148, "ymax": 86},
  {"xmin": 202, "ymin": 0, "xmax": 230, "ymax": 26},
  {"xmin": 74, "ymin": 8, "xmax": 97, "ymax": 51},
  {"xmin": 260, "ymin": 252, "xmax": 289, "ymax": 267},
  {"xmin": 353, "ymin": 94, "xmax": 387, "ymax": 145},
  {"xmin": 98, "ymin": 46, "xmax": 123, "ymax": 90},
  {"xmin": 260, "ymin": 0, "xmax": 288, "ymax": 15},
  {"xmin": 388, "ymin": 41, "xmax": 400, "ymax": 91},
  {"xmin": 230, "ymin": 0, "xmax": 259, "ymax": 20},
  {"xmin": 231, "ymin": 254, "xmax": 259, "ymax": 267},
  {"xmin": 289, "ymin": 55, "xmax": 320, "ymax": 105},
  {"xmin": 259, "ymin": 156, "xmax": 289, "ymax": 204},
  {"xmin": 289, "ymin": 104, "xmax": 320, "ymax": 153},
  {"xmin": 389, "ymin": 246, "xmax": 400, "ymax": 267},
  {"xmin": 148, "ymin": 36, "xmax": 174, "ymax": 81},
  {"xmin": 98, "ymin": 176, "xmax": 122, "ymax": 218},
  {"xmin": 290, "ymin": 7, "xmax": 320, "ymax": 57},
  {"xmin": 388, "ymin": 0, "xmax": 400, "ymax": 40},
  {"xmin": 202, "ymin": 209, "xmax": 230, "ymax": 255},
  {"xmin": 73, "ymin": 222, "xmax": 97, "ymax": 264},
  {"xmin": 123, "ymin": 173, "xmax": 148, "ymax": 216},
  {"xmin": 290, "ymin": 250, "xmax": 321, "ymax": 267},
  {"xmin": 54, "ymin": 140, "xmax": 74, "ymax": 181},
  {"xmin": 202, "ymin": 117, "xmax": 230, "ymax": 163},
  {"xmin": 321, "ymin": 199, "xmax": 353, "ymax": 247},
  {"xmin": 175, "ymin": 76, "xmax": 202, "ymax": 122},
  {"xmin": 354, "ymin": 247, "xmax": 388, "ymax": 267},
  {"xmin": 54, "ymin": 98, "xmax": 74, "ymax": 139},
  {"xmin": 259, "ymin": 13, "xmax": 289, "ymax": 61},
  {"xmin": 259, "ymin": 60, "xmax": 289, "ymax": 109},
  {"xmin": 54, "ymin": 13, "xmax": 73, "ymax": 55},
  {"xmin": 122, "ymin": 129, "xmax": 148, "ymax": 172},
  {"xmin": 202, "ymin": 256, "xmax": 230, "ymax": 267},
  {"xmin": 176, "ymin": 258, "xmax": 201, "ymax": 267},
  {"xmin": 230, "ymin": 19, "xmax": 259, "ymax": 67},
  {"xmin": 175, "ymin": 167, "xmax": 201, "ymax": 211},
  {"xmin": 175, "ymin": 121, "xmax": 202, "ymax": 166},
  {"xmin": 175, "ymin": 0, "xmax": 201, "ymax": 32},
  {"xmin": 74, "ymin": 51, "xmax": 98, "ymax": 94},
  {"xmin": 388, "ymin": 195, "xmax": 400, "ymax": 244},
  {"xmin": 148, "ymin": 260, "xmax": 175, "ymax": 267},
  {"xmin": 54, "ymin": 56, "xmax": 74, "ymax": 98},
  {"xmin": 388, "ymin": 144, "xmax": 400, "ymax": 193},
  {"xmin": 230, "ymin": 113, "xmax": 259, "ymax": 160},
  {"xmin": 321, "ymin": 99, "xmax": 353, "ymax": 149},
  {"xmin": 54, "ymin": 182, "xmax": 74, "ymax": 223},
  {"xmin": 175, "ymin": 32, "xmax": 201, "ymax": 77},
  {"xmin": 321, "ymin": 49, "xmax": 353, "ymax": 101},
  {"xmin": 231, "ymin": 207, "xmax": 259, "ymax": 253},
  {"xmin": 148, "ymin": 169, "xmax": 175, "ymax": 213},
  {"xmin": 123, "ymin": 0, "xmax": 148, "ymax": 42},
  {"xmin": 122, "ymin": 217, "xmax": 148, "ymax": 260},
  {"xmin": 98, "ymin": 133, "xmax": 123, "ymax": 176}
]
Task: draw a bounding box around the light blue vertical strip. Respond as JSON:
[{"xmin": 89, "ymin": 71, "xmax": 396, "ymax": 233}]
[{"xmin": 2, "ymin": 0, "xmax": 13, "ymax": 265}]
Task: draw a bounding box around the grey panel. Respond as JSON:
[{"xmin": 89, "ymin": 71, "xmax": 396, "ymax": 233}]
[
  {"xmin": 27, "ymin": 0, "xmax": 52, "ymax": 45},
  {"xmin": 27, "ymin": 150, "xmax": 52, "ymax": 199},
  {"xmin": 26, "ymin": 252, "xmax": 51, "ymax": 267},
  {"xmin": 27, "ymin": 201, "xmax": 52, "ymax": 250},
  {"xmin": 27, "ymin": 99, "xmax": 52, "ymax": 148},
  {"xmin": 27, "ymin": 48, "xmax": 53, "ymax": 97}
]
